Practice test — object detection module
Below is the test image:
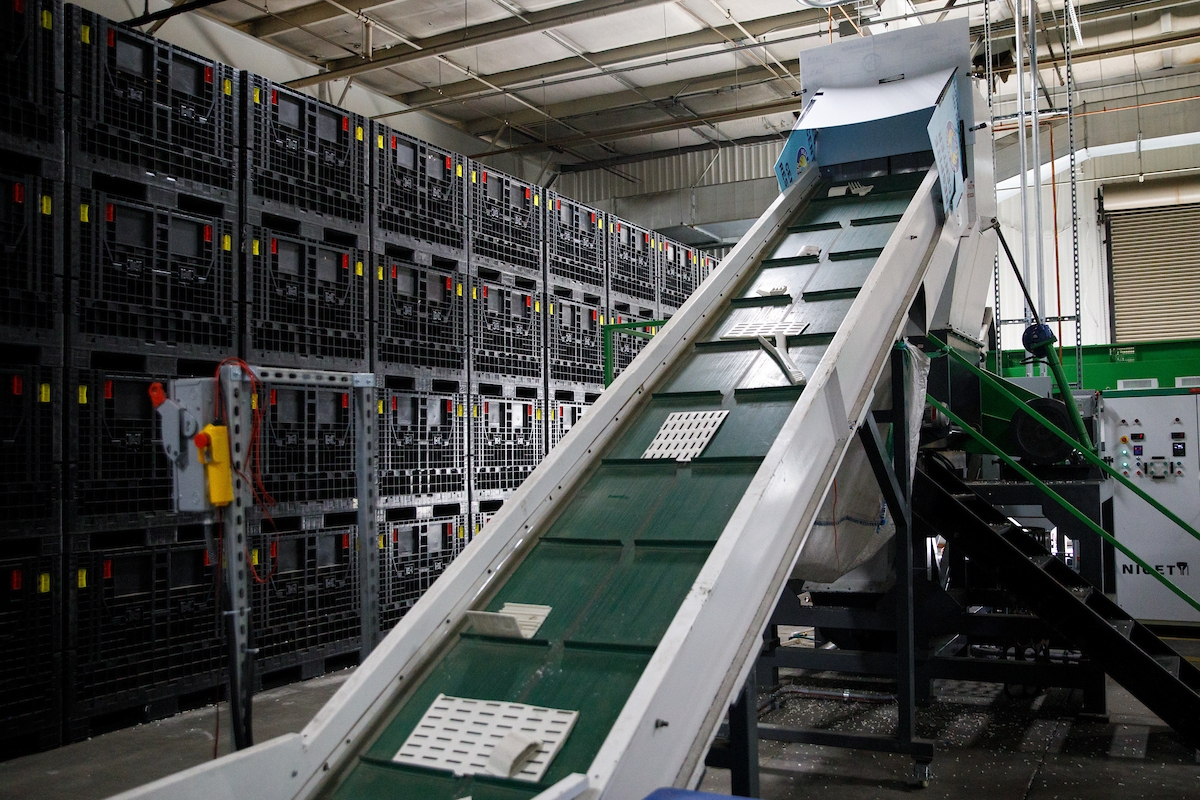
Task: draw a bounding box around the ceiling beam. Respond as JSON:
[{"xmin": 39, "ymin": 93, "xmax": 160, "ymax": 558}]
[
  {"xmin": 395, "ymin": 7, "xmax": 827, "ymax": 108},
  {"xmin": 483, "ymin": 95, "xmax": 803, "ymax": 155},
  {"xmin": 457, "ymin": 62, "xmax": 794, "ymax": 136},
  {"xmin": 281, "ymin": 0, "xmax": 666, "ymax": 89},
  {"xmin": 557, "ymin": 131, "xmax": 786, "ymax": 172}
]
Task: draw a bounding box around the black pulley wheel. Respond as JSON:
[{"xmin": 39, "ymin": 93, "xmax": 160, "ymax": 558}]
[{"xmin": 1010, "ymin": 397, "xmax": 1075, "ymax": 465}]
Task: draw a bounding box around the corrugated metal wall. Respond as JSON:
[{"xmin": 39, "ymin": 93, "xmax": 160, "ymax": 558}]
[{"xmin": 556, "ymin": 140, "xmax": 786, "ymax": 204}]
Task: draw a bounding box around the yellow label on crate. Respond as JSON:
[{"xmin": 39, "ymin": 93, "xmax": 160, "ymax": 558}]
[
  {"xmin": 456, "ymin": 164, "xmax": 463, "ymax": 177},
  {"xmin": 77, "ymin": 569, "xmax": 87, "ymax": 589},
  {"xmin": 456, "ymin": 283, "xmax": 462, "ymax": 297},
  {"xmin": 38, "ymin": 573, "xmax": 50, "ymax": 593},
  {"xmin": 252, "ymin": 239, "xmax": 260, "ymax": 256},
  {"xmin": 222, "ymin": 234, "xmax": 232, "ymax": 251},
  {"xmin": 597, "ymin": 218, "xmax": 603, "ymax": 229},
  {"xmin": 471, "ymin": 287, "xmax": 477, "ymax": 300},
  {"xmin": 79, "ymin": 204, "xmax": 89, "ymax": 223},
  {"xmin": 41, "ymin": 195, "xmax": 51, "ymax": 215},
  {"xmin": 533, "ymin": 194, "xmax": 539, "ymax": 206},
  {"xmin": 378, "ymin": 400, "xmax": 384, "ymax": 414},
  {"xmin": 549, "ymin": 303, "xmax": 554, "ymax": 315},
  {"xmin": 251, "ymin": 394, "xmax": 258, "ymax": 410},
  {"xmin": 356, "ymin": 126, "xmax": 364, "ymax": 141},
  {"xmin": 42, "ymin": 9, "xmax": 51, "ymax": 27},
  {"xmin": 378, "ymin": 265, "xmax": 384, "ymax": 280},
  {"xmin": 471, "ymin": 171, "xmax": 477, "ymax": 184},
  {"xmin": 40, "ymin": 383, "xmax": 50, "ymax": 403},
  {"xmin": 472, "ymin": 405, "xmax": 478, "ymax": 417},
  {"xmin": 535, "ymin": 408, "xmax": 542, "ymax": 420},
  {"xmin": 534, "ymin": 300, "xmax": 540, "ymax": 313},
  {"xmin": 377, "ymin": 134, "xmax": 384, "ymax": 149},
  {"xmin": 254, "ymin": 87, "xmax": 261, "ymax": 104},
  {"xmin": 224, "ymin": 79, "xmax": 232, "ymax": 96},
  {"xmin": 77, "ymin": 386, "xmax": 87, "ymax": 404},
  {"xmin": 80, "ymin": 24, "xmax": 90, "ymax": 43},
  {"xmin": 600, "ymin": 315, "xmax": 605, "ymax": 324},
  {"xmin": 379, "ymin": 535, "xmax": 385, "ymax": 549},
  {"xmin": 355, "ymin": 261, "xmax": 363, "ymax": 276},
  {"xmin": 457, "ymin": 403, "xmax": 464, "ymax": 417},
  {"xmin": 458, "ymin": 526, "xmax": 465, "ymax": 539},
  {"xmin": 251, "ymin": 549, "xmax": 259, "ymax": 566}
]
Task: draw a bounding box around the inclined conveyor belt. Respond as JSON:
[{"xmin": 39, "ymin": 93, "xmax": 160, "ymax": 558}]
[{"xmin": 322, "ymin": 172, "xmax": 929, "ymax": 800}]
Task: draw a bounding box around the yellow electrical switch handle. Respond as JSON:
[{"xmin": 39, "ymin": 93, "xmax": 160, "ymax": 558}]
[{"xmin": 193, "ymin": 425, "xmax": 234, "ymax": 507}]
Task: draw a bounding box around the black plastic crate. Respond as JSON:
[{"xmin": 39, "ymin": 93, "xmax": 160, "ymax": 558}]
[
  {"xmin": 374, "ymin": 243, "xmax": 465, "ymax": 376},
  {"xmin": 0, "ymin": 0, "xmax": 63, "ymax": 161},
  {"xmin": 0, "ymin": 160, "xmax": 63, "ymax": 344},
  {"xmin": 546, "ymin": 191, "xmax": 605, "ymax": 292},
  {"xmin": 468, "ymin": 163, "xmax": 542, "ymax": 277},
  {"xmin": 378, "ymin": 373, "xmax": 466, "ymax": 505},
  {"xmin": 469, "ymin": 380, "xmax": 544, "ymax": 502},
  {"xmin": 547, "ymin": 285, "xmax": 604, "ymax": 388},
  {"xmin": 0, "ymin": 346, "xmax": 61, "ymax": 538},
  {"xmin": 66, "ymin": 349, "xmax": 218, "ymax": 530},
  {"xmin": 698, "ymin": 252, "xmax": 717, "ymax": 285},
  {"xmin": 244, "ymin": 74, "xmax": 367, "ymax": 225},
  {"xmin": 607, "ymin": 296, "xmax": 659, "ymax": 382},
  {"xmin": 246, "ymin": 210, "xmax": 368, "ymax": 371},
  {"xmin": 608, "ymin": 217, "xmax": 658, "ymax": 305},
  {"xmin": 659, "ymin": 239, "xmax": 698, "ymax": 311},
  {"xmin": 257, "ymin": 380, "xmax": 359, "ymax": 510},
  {"xmin": 0, "ymin": 535, "xmax": 62, "ymax": 754},
  {"xmin": 471, "ymin": 497, "xmax": 504, "ymax": 540},
  {"xmin": 372, "ymin": 123, "xmax": 464, "ymax": 257},
  {"xmin": 548, "ymin": 385, "xmax": 600, "ymax": 451},
  {"xmin": 69, "ymin": 169, "xmax": 238, "ymax": 359},
  {"xmin": 250, "ymin": 511, "xmax": 360, "ymax": 672},
  {"xmin": 377, "ymin": 500, "xmax": 467, "ymax": 633},
  {"xmin": 67, "ymin": 6, "xmax": 238, "ymax": 197},
  {"xmin": 469, "ymin": 266, "xmax": 543, "ymax": 381},
  {"xmin": 65, "ymin": 526, "xmax": 225, "ymax": 724}
]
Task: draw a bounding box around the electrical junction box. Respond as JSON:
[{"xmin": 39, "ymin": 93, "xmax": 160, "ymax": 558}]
[
  {"xmin": 1101, "ymin": 392, "xmax": 1200, "ymax": 622},
  {"xmin": 155, "ymin": 378, "xmax": 219, "ymax": 514}
]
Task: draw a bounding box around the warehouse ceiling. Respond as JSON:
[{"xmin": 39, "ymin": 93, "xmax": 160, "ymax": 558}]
[{"xmin": 179, "ymin": 0, "xmax": 1199, "ymax": 176}]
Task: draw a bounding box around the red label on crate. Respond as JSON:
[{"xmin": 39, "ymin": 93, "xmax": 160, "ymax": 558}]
[
  {"xmin": 391, "ymin": 136, "xmax": 396, "ymax": 149},
  {"xmin": 525, "ymin": 188, "xmax": 530, "ymax": 200},
  {"xmin": 341, "ymin": 393, "xmax": 349, "ymax": 409},
  {"xmin": 484, "ymin": 402, "xmax": 489, "ymax": 414},
  {"xmin": 203, "ymin": 550, "xmax": 211, "ymax": 567},
  {"xmin": 270, "ymin": 389, "xmax": 277, "ymax": 405},
  {"xmin": 342, "ymin": 534, "xmax": 349, "ymax": 549},
  {"xmin": 445, "ymin": 156, "xmax": 451, "ymax": 170},
  {"xmin": 445, "ymin": 399, "xmax": 452, "ymax": 414},
  {"xmin": 525, "ymin": 295, "xmax": 531, "ymax": 307},
  {"xmin": 204, "ymin": 66, "xmax": 213, "ymax": 84},
  {"xmin": 11, "ymin": 376, "xmax": 22, "ymax": 396},
  {"xmin": 270, "ymin": 541, "xmax": 277, "ymax": 558},
  {"xmin": 107, "ymin": 29, "xmax": 115, "ymax": 47},
  {"xmin": 445, "ymin": 276, "xmax": 452, "ymax": 291},
  {"xmin": 482, "ymin": 286, "xmax": 488, "ymax": 298},
  {"xmin": 104, "ymin": 380, "xmax": 113, "ymax": 400},
  {"xmin": 591, "ymin": 309, "xmax": 597, "ymax": 320},
  {"xmin": 271, "ymin": 238, "xmax": 278, "ymax": 255},
  {"xmin": 342, "ymin": 253, "xmax": 349, "ymax": 270},
  {"xmin": 482, "ymin": 172, "xmax": 487, "ymax": 183},
  {"xmin": 106, "ymin": 204, "xmax": 114, "ymax": 223},
  {"xmin": 526, "ymin": 404, "xmax": 532, "ymax": 416},
  {"xmin": 12, "ymin": 183, "xmax": 24, "ymax": 204},
  {"xmin": 342, "ymin": 116, "xmax": 349, "ymax": 132},
  {"xmin": 391, "ymin": 264, "xmax": 397, "ymax": 279},
  {"xmin": 103, "ymin": 560, "xmax": 112, "ymax": 580},
  {"xmin": 271, "ymin": 89, "xmax": 278, "ymax": 104},
  {"xmin": 13, "ymin": 0, "xmax": 24, "ymax": 14},
  {"xmin": 10, "ymin": 570, "xmax": 21, "ymax": 591},
  {"xmin": 391, "ymin": 396, "xmax": 397, "ymax": 411},
  {"xmin": 203, "ymin": 225, "xmax": 212, "ymax": 243}
]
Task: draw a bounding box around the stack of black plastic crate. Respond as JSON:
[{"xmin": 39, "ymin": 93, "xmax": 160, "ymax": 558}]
[
  {"xmin": 0, "ymin": 0, "xmax": 65, "ymax": 755},
  {"xmin": 371, "ymin": 122, "xmax": 470, "ymax": 635},
  {"xmin": 607, "ymin": 216, "xmax": 661, "ymax": 382},
  {"xmin": 62, "ymin": 5, "xmax": 238, "ymax": 736},
  {"xmin": 466, "ymin": 162, "xmax": 546, "ymax": 532},
  {"xmin": 544, "ymin": 190, "xmax": 606, "ymax": 451},
  {"xmin": 242, "ymin": 76, "xmax": 369, "ymax": 682},
  {"xmin": 659, "ymin": 237, "xmax": 701, "ymax": 319}
]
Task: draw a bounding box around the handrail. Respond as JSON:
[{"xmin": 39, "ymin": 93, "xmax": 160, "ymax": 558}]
[
  {"xmin": 602, "ymin": 319, "xmax": 666, "ymax": 386},
  {"xmin": 927, "ymin": 334, "xmax": 1200, "ymax": 548},
  {"xmin": 925, "ymin": 394, "xmax": 1200, "ymax": 615}
]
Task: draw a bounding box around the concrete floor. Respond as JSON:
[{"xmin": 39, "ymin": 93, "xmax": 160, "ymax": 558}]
[{"xmin": 2, "ymin": 673, "xmax": 1197, "ymax": 800}]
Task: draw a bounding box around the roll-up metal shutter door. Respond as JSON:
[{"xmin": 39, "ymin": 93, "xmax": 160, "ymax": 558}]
[{"xmin": 1108, "ymin": 203, "xmax": 1200, "ymax": 342}]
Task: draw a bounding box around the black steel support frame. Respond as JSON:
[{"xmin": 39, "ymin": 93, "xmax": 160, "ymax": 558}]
[{"xmin": 722, "ymin": 347, "xmax": 933, "ymax": 796}]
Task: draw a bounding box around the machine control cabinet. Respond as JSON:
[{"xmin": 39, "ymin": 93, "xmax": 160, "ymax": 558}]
[{"xmin": 1102, "ymin": 393, "xmax": 1200, "ymax": 622}]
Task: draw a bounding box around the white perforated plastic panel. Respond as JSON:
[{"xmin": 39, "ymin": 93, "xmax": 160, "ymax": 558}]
[
  {"xmin": 392, "ymin": 694, "xmax": 578, "ymax": 783},
  {"xmin": 721, "ymin": 320, "xmax": 809, "ymax": 340},
  {"xmin": 465, "ymin": 603, "xmax": 552, "ymax": 639},
  {"xmin": 641, "ymin": 411, "xmax": 729, "ymax": 462}
]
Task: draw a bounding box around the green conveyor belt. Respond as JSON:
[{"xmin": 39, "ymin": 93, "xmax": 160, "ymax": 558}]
[{"xmin": 323, "ymin": 171, "xmax": 927, "ymax": 800}]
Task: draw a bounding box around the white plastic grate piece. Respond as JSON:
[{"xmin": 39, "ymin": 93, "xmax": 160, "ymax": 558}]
[
  {"xmin": 392, "ymin": 694, "xmax": 578, "ymax": 783},
  {"xmin": 721, "ymin": 320, "xmax": 809, "ymax": 340},
  {"xmin": 641, "ymin": 410, "xmax": 729, "ymax": 462},
  {"xmin": 465, "ymin": 603, "xmax": 552, "ymax": 639}
]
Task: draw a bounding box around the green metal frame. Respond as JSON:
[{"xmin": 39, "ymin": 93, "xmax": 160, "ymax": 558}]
[
  {"xmin": 926, "ymin": 334, "xmax": 1200, "ymax": 614},
  {"xmin": 989, "ymin": 337, "xmax": 1200, "ymax": 393},
  {"xmin": 602, "ymin": 319, "xmax": 667, "ymax": 386}
]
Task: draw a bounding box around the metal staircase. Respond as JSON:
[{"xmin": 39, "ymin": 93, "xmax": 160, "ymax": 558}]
[{"xmin": 914, "ymin": 457, "xmax": 1200, "ymax": 746}]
